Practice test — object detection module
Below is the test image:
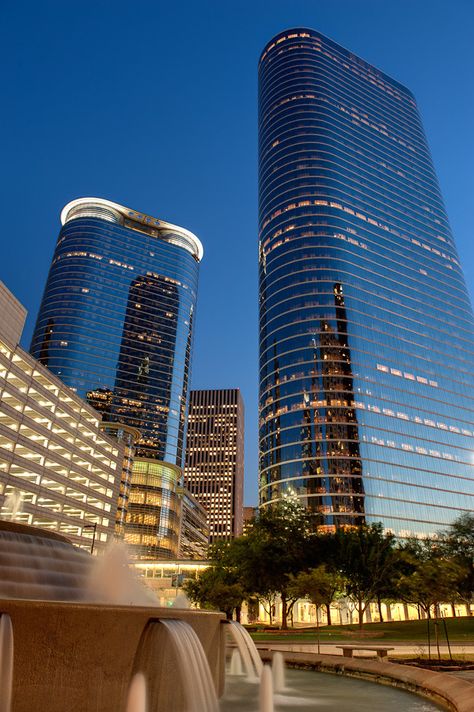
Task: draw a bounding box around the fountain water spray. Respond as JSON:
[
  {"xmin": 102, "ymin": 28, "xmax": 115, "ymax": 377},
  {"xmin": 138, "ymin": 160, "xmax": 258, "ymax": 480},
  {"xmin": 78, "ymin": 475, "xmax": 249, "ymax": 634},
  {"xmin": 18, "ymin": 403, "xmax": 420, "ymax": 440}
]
[
  {"xmin": 126, "ymin": 672, "xmax": 147, "ymax": 712},
  {"xmin": 259, "ymin": 665, "xmax": 274, "ymax": 712},
  {"xmin": 229, "ymin": 648, "xmax": 244, "ymax": 676},
  {"xmin": 227, "ymin": 621, "xmax": 263, "ymax": 681},
  {"xmin": 2, "ymin": 490, "xmax": 23, "ymax": 521},
  {"xmin": 271, "ymin": 651, "xmax": 286, "ymax": 693},
  {"xmin": 171, "ymin": 592, "xmax": 190, "ymax": 609},
  {"xmin": 161, "ymin": 620, "xmax": 218, "ymax": 712},
  {"xmin": 0, "ymin": 613, "xmax": 13, "ymax": 712},
  {"xmin": 86, "ymin": 541, "xmax": 156, "ymax": 606}
]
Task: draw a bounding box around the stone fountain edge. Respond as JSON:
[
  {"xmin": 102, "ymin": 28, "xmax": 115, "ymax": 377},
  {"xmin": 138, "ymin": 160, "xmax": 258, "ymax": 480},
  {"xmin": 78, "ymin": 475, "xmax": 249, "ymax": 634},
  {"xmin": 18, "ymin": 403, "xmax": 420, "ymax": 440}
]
[
  {"xmin": 1, "ymin": 598, "xmax": 226, "ymax": 712},
  {"xmin": 259, "ymin": 649, "xmax": 474, "ymax": 712}
]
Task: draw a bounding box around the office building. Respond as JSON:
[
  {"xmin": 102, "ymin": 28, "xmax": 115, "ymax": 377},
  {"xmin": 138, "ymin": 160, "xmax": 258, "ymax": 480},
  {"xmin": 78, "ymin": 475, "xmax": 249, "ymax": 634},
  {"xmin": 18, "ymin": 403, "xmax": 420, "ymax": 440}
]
[
  {"xmin": 30, "ymin": 198, "xmax": 203, "ymax": 556},
  {"xmin": 243, "ymin": 505, "xmax": 257, "ymax": 534},
  {"xmin": 124, "ymin": 458, "xmax": 182, "ymax": 558},
  {"xmin": 177, "ymin": 486, "xmax": 209, "ymax": 559},
  {"xmin": 31, "ymin": 197, "xmax": 202, "ymax": 465},
  {"xmin": 99, "ymin": 421, "xmax": 140, "ymax": 538},
  {"xmin": 0, "ymin": 283, "xmax": 124, "ymax": 550},
  {"xmin": 258, "ymin": 29, "xmax": 474, "ymax": 536},
  {"xmin": 184, "ymin": 389, "xmax": 244, "ymax": 543},
  {"xmin": 120, "ymin": 459, "xmax": 209, "ymax": 560}
]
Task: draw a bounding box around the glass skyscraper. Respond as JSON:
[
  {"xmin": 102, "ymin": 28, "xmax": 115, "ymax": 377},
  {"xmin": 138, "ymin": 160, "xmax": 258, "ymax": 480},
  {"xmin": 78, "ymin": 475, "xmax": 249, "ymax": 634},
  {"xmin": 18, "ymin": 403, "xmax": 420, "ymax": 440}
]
[
  {"xmin": 258, "ymin": 29, "xmax": 474, "ymax": 537},
  {"xmin": 31, "ymin": 197, "xmax": 203, "ymax": 556}
]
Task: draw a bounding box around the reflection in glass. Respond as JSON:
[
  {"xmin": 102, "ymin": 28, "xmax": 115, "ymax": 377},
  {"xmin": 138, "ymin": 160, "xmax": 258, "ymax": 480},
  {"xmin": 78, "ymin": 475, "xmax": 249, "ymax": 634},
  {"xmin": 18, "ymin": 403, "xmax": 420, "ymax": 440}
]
[
  {"xmin": 111, "ymin": 273, "xmax": 179, "ymax": 461},
  {"xmin": 258, "ymin": 30, "xmax": 474, "ymax": 536},
  {"xmin": 30, "ymin": 198, "xmax": 202, "ymax": 554}
]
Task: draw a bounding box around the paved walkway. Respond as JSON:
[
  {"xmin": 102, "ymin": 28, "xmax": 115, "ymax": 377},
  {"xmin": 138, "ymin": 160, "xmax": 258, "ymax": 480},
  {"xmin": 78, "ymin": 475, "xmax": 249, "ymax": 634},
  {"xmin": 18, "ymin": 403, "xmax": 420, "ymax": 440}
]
[
  {"xmin": 448, "ymin": 670, "xmax": 474, "ymax": 683},
  {"xmin": 256, "ymin": 641, "xmax": 474, "ymax": 659}
]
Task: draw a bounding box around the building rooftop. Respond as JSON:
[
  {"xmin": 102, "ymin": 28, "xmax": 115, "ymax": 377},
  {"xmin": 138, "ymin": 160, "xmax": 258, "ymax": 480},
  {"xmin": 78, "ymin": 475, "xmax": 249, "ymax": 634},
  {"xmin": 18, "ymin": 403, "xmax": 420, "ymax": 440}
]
[{"xmin": 61, "ymin": 197, "xmax": 204, "ymax": 262}]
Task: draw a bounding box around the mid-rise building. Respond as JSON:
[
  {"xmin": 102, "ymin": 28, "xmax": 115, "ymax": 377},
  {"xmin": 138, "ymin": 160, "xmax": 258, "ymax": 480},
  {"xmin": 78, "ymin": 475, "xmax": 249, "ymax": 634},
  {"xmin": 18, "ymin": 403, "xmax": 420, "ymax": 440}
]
[
  {"xmin": 258, "ymin": 29, "xmax": 474, "ymax": 537},
  {"xmin": 30, "ymin": 198, "xmax": 203, "ymax": 557},
  {"xmin": 0, "ymin": 283, "xmax": 124, "ymax": 551},
  {"xmin": 184, "ymin": 388, "xmax": 244, "ymax": 543},
  {"xmin": 124, "ymin": 458, "xmax": 182, "ymax": 558}
]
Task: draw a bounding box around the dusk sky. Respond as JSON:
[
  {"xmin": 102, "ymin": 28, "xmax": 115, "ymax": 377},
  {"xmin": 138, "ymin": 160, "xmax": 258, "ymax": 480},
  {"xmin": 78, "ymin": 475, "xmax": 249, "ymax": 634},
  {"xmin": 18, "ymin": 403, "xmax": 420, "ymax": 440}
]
[{"xmin": 2, "ymin": 0, "xmax": 473, "ymax": 505}]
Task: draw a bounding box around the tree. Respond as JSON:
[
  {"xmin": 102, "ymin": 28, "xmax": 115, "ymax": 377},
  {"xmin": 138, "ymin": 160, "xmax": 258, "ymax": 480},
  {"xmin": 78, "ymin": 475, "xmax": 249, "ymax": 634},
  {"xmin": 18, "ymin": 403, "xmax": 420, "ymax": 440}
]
[
  {"xmin": 184, "ymin": 565, "xmax": 245, "ymax": 620},
  {"xmin": 335, "ymin": 523, "xmax": 399, "ymax": 630},
  {"xmin": 396, "ymin": 540, "xmax": 463, "ymax": 659},
  {"xmin": 397, "ymin": 555, "xmax": 461, "ymax": 619},
  {"xmin": 231, "ymin": 500, "xmax": 312, "ymax": 629},
  {"xmin": 288, "ymin": 565, "xmax": 343, "ymax": 649},
  {"xmin": 442, "ymin": 513, "xmax": 474, "ymax": 616},
  {"xmin": 288, "ymin": 565, "xmax": 343, "ymax": 627}
]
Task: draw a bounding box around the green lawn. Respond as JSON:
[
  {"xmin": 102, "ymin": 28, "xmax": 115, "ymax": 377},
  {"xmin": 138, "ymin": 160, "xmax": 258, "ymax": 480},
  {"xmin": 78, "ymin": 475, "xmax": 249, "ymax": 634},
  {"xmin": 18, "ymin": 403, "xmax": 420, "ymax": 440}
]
[{"xmin": 249, "ymin": 616, "xmax": 474, "ymax": 643}]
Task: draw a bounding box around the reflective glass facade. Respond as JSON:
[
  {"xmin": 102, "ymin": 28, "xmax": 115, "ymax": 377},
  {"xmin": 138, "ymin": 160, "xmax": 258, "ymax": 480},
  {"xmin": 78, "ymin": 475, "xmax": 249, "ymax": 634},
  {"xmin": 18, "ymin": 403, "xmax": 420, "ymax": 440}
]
[
  {"xmin": 177, "ymin": 487, "xmax": 209, "ymax": 560},
  {"xmin": 124, "ymin": 459, "xmax": 181, "ymax": 559},
  {"xmin": 258, "ymin": 29, "xmax": 474, "ymax": 536},
  {"xmin": 31, "ymin": 198, "xmax": 202, "ymax": 468}
]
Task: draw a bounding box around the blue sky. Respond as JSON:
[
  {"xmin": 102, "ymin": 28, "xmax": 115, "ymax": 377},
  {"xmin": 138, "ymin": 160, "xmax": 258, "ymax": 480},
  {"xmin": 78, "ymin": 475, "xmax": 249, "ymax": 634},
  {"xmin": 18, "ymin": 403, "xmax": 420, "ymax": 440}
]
[{"xmin": 2, "ymin": 0, "xmax": 473, "ymax": 505}]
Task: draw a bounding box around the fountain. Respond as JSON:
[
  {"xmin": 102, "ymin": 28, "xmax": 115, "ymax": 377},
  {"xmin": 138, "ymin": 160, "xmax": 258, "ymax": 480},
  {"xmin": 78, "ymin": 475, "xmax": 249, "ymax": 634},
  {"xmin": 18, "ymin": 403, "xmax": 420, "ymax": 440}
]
[
  {"xmin": 0, "ymin": 521, "xmax": 463, "ymax": 712},
  {"xmin": 0, "ymin": 614, "xmax": 13, "ymax": 712},
  {"xmin": 271, "ymin": 651, "xmax": 286, "ymax": 694},
  {"xmin": 259, "ymin": 666, "xmax": 274, "ymax": 712},
  {"xmin": 0, "ymin": 521, "xmax": 225, "ymax": 712},
  {"xmin": 226, "ymin": 621, "xmax": 263, "ymax": 680},
  {"xmin": 2, "ymin": 490, "xmax": 23, "ymax": 521},
  {"xmin": 125, "ymin": 673, "xmax": 147, "ymax": 712},
  {"xmin": 229, "ymin": 648, "xmax": 243, "ymax": 676},
  {"xmin": 0, "ymin": 522, "xmax": 91, "ymax": 601}
]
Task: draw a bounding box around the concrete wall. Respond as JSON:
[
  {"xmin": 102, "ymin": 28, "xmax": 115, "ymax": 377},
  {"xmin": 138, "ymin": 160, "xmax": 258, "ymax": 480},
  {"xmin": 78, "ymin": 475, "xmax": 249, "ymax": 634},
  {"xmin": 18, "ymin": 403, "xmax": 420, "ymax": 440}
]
[
  {"xmin": 0, "ymin": 282, "xmax": 26, "ymax": 348},
  {"xmin": 0, "ymin": 599, "xmax": 225, "ymax": 712}
]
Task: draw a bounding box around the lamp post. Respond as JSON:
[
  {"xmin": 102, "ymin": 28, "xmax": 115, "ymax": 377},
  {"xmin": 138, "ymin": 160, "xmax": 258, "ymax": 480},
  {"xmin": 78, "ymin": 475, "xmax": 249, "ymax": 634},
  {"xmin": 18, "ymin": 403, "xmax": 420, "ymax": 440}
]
[{"xmin": 83, "ymin": 523, "xmax": 97, "ymax": 555}]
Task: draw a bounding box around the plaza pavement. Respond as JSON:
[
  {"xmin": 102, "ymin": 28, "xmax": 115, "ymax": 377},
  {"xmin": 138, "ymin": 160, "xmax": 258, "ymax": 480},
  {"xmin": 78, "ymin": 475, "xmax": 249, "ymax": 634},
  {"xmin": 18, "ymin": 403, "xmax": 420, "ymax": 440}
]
[{"xmin": 256, "ymin": 640, "xmax": 474, "ymax": 661}]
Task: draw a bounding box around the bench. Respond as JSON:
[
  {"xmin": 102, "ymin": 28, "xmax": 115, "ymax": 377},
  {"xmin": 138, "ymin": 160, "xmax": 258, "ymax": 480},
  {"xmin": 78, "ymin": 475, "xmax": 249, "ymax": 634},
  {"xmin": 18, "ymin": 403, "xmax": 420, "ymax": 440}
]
[{"xmin": 336, "ymin": 645, "xmax": 394, "ymax": 662}]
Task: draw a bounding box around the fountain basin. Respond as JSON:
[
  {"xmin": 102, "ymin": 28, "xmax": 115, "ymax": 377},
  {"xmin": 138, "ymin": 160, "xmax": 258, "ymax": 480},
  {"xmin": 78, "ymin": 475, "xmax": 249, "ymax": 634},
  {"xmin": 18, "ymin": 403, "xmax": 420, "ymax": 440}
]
[
  {"xmin": 0, "ymin": 599, "xmax": 225, "ymax": 712},
  {"xmin": 259, "ymin": 650, "xmax": 474, "ymax": 712},
  {"xmin": 222, "ymin": 666, "xmax": 448, "ymax": 711}
]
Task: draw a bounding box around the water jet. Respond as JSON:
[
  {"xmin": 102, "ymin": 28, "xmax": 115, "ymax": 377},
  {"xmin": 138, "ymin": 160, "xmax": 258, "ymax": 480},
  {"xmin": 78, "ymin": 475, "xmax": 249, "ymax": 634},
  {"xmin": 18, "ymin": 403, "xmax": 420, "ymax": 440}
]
[{"xmin": 0, "ymin": 521, "xmax": 224, "ymax": 712}]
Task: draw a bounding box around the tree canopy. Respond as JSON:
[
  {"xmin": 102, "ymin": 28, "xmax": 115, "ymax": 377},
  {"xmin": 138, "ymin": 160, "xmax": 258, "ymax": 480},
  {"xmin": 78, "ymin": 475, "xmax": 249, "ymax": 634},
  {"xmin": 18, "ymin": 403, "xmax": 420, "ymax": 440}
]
[{"xmin": 182, "ymin": 510, "xmax": 473, "ymax": 628}]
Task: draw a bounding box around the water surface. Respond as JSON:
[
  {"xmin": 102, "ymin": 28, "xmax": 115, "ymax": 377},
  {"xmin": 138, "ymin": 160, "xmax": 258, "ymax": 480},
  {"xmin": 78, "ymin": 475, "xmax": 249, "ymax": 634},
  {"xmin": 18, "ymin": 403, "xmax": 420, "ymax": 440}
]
[{"xmin": 220, "ymin": 668, "xmax": 445, "ymax": 711}]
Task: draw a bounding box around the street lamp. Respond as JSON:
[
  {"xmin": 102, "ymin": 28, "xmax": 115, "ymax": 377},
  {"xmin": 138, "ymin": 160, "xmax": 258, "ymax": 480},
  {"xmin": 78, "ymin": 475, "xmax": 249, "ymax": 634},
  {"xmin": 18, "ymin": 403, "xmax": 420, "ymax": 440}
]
[{"xmin": 83, "ymin": 523, "xmax": 97, "ymax": 555}]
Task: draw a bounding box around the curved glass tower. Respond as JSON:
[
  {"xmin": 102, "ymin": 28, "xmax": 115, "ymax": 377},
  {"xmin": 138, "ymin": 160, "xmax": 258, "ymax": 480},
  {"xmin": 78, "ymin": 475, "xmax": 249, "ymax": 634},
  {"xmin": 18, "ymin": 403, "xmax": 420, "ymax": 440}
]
[
  {"xmin": 258, "ymin": 29, "xmax": 474, "ymax": 536},
  {"xmin": 31, "ymin": 198, "xmax": 202, "ymax": 557}
]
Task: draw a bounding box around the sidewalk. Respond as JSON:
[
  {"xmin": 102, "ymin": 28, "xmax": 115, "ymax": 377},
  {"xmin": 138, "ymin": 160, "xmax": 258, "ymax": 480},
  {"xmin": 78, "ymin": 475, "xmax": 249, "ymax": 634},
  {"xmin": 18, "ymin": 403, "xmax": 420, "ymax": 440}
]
[{"xmin": 256, "ymin": 641, "xmax": 474, "ymax": 658}]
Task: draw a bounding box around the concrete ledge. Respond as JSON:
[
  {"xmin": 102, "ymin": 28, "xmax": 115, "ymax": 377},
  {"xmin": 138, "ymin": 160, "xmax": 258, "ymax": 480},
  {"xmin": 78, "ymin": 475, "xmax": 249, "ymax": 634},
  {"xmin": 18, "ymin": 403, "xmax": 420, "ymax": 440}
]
[
  {"xmin": 259, "ymin": 649, "xmax": 474, "ymax": 712},
  {"xmin": 1, "ymin": 599, "xmax": 226, "ymax": 712}
]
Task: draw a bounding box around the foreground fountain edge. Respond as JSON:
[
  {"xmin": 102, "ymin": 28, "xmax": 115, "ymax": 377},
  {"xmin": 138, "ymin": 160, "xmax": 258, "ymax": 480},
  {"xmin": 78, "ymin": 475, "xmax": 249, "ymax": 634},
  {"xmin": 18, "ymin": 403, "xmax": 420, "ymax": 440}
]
[
  {"xmin": 259, "ymin": 650, "xmax": 474, "ymax": 712},
  {"xmin": 1, "ymin": 599, "xmax": 226, "ymax": 712}
]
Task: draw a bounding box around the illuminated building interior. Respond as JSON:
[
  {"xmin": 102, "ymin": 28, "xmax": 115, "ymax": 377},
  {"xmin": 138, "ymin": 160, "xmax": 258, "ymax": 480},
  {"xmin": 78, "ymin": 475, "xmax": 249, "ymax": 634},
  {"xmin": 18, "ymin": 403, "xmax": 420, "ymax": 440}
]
[
  {"xmin": 184, "ymin": 389, "xmax": 244, "ymax": 543},
  {"xmin": 0, "ymin": 283, "xmax": 124, "ymax": 550}
]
